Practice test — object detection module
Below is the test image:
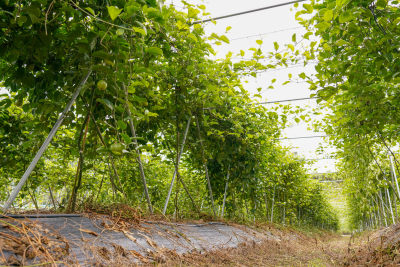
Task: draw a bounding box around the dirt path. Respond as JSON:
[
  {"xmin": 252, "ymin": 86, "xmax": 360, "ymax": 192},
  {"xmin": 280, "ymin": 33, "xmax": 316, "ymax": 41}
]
[{"xmin": 158, "ymin": 228, "xmax": 352, "ymax": 266}]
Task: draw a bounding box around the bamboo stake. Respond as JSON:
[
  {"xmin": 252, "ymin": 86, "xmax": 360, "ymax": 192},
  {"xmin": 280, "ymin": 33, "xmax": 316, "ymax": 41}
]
[
  {"xmin": 264, "ymin": 191, "xmax": 269, "ymax": 219},
  {"xmin": 386, "ymin": 188, "xmax": 396, "ymax": 224},
  {"xmin": 163, "ymin": 117, "xmax": 192, "ymax": 214},
  {"xmin": 2, "ymin": 70, "xmax": 92, "ymax": 212},
  {"xmin": 49, "ymin": 186, "xmax": 57, "ymax": 210},
  {"xmin": 270, "ymin": 185, "xmax": 275, "ymax": 223},
  {"xmin": 376, "ymin": 194, "xmax": 386, "ymax": 227},
  {"xmin": 123, "ymin": 84, "xmax": 153, "ymax": 213},
  {"xmin": 389, "ymin": 154, "xmax": 400, "ymax": 218},
  {"xmin": 195, "ymin": 115, "xmax": 216, "ymax": 217},
  {"xmin": 221, "ymin": 166, "xmax": 230, "ymax": 218}
]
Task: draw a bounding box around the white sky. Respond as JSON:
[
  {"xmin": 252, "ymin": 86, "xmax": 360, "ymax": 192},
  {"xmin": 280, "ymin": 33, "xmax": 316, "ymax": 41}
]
[{"xmin": 168, "ymin": 0, "xmax": 337, "ymax": 173}]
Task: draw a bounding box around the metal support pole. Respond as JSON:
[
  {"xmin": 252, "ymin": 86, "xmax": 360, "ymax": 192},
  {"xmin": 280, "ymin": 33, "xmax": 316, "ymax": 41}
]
[
  {"xmin": 2, "ymin": 70, "xmax": 92, "ymax": 212},
  {"xmin": 163, "ymin": 117, "xmax": 191, "ymax": 215}
]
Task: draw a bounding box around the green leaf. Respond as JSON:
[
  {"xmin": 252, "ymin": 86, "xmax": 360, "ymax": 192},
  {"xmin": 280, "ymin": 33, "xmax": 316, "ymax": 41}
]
[
  {"xmin": 116, "ymin": 29, "xmax": 124, "ymax": 35},
  {"xmin": 336, "ymin": 0, "xmax": 350, "ymax": 8},
  {"xmin": 188, "ymin": 7, "xmax": 200, "ymax": 18},
  {"xmin": 145, "ymin": 47, "xmax": 163, "ymax": 56},
  {"xmin": 303, "ymin": 3, "xmax": 313, "ymax": 13},
  {"xmin": 315, "ymin": 21, "xmax": 330, "ymax": 31},
  {"xmin": 107, "ymin": 6, "xmax": 122, "ymax": 21},
  {"xmin": 133, "ymin": 26, "xmax": 147, "ymax": 36},
  {"xmin": 25, "ymin": 6, "xmax": 41, "ymax": 24},
  {"xmin": 17, "ymin": 16, "xmax": 27, "ymax": 26},
  {"xmin": 304, "ymin": 32, "xmax": 313, "ymax": 39},
  {"xmin": 339, "ymin": 10, "xmax": 354, "ymax": 23},
  {"xmin": 188, "ymin": 33, "xmax": 198, "ymax": 42},
  {"xmin": 274, "ymin": 42, "xmax": 279, "ymax": 51},
  {"xmin": 323, "ymin": 9, "xmax": 334, "ymax": 21},
  {"xmin": 97, "ymin": 98, "xmax": 114, "ymax": 110},
  {"xmin": 336, "ymin": 39, "xmax": 348, "ymax": 46},
  {"xmin": 121, "ymin": 133, "xmax": 131, "ymax": 144},
  {"xmin": 117, "ymin": 120, "xmax": 127, "ymax": 130},
  {"xmin": 256, "ymin": 39, "xmax": 263, "ymax": 45},
  {"xmin": 376, "ymin": 0, "xmax": 388, "ymax": 8},
  {"xmin": 85, "ymin": 7, "xmax": 96, "ymax": 16},
  {"xmin": 220, "ymin": 35, "xmax": 230, "ymax": 43},
  {"xmin": 292, "ymin": 33, "xmax": 297, "ymax": 42}
]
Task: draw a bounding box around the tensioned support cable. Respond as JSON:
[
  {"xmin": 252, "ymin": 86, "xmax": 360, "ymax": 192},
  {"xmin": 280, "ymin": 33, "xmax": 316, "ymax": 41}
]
[
  {"xmin": 256, "ymin": 97, "xmax": 316, "ymax": 105},
  {"xmin": 192, "ymin": 0, "xmax": 307, "ymax": 24},
  {"xmin": 279, "ymin": 135, "xmax": 326, "ymax": 140},
  {"xmin": 203, "ymin": 97, "xmax": 316, "ymax": 110},
  {"xmin": 230, "ymin": 26, "xmax": 303, "ymax": 41}
]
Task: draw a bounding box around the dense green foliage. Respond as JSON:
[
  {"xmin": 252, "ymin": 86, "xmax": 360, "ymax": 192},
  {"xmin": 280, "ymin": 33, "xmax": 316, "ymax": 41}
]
[
  {"xmin": 297, "ymin": 0, "xmax": 400, "ymax": 229},
  {"xmin": 0, "ymin": 0, "xmax": 338, "ymax": 230}
]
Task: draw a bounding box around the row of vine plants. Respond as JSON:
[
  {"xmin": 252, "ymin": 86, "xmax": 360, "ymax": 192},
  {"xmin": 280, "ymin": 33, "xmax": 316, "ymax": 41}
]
[
  {"xmin": 0, "ymin": 0, "xmax": 338, "ymax": 230},
  {"xmin": 296, "ymin": 0, "xmax": 400, "ymax": 230}
]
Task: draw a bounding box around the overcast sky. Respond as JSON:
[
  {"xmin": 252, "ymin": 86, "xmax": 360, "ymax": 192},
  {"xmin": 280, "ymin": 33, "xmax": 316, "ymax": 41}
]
[{"xmin": 168, "ymin": 0, "xmax": 337, "ymax": 173}]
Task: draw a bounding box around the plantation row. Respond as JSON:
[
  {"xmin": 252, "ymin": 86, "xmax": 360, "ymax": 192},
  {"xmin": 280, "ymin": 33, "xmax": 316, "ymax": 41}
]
[
  {"xmin": 296, "ymin": 0, "xmax": 400, "ymax": 230},
  {"xmin": 0, "ymin": 0, "xmax": 338, "ymax": 230}
]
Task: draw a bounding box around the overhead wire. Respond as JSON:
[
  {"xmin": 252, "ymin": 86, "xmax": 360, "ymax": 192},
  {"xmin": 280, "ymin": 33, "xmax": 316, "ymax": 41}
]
[
  {"xmin": 230, "ymin": 26, "xmax": 304, "ymax": 41},
  {"xmin": 192, "ymin": 0, "xmax": 308, "ymax": 24}
]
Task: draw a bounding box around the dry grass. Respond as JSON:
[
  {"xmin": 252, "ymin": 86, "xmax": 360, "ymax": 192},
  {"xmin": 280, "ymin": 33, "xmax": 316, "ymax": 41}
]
[
  {"xmin": 145, "ymin": 236, "xmax": 343, "ymax": 266},
  {"xmin": 0, "ymin": 216, "xmax": 70, "ymax": 266},
  {"xmin": 342, "ymin": 224, "xmax": 400, "ymax": 266}
]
